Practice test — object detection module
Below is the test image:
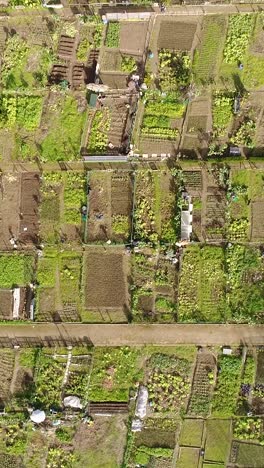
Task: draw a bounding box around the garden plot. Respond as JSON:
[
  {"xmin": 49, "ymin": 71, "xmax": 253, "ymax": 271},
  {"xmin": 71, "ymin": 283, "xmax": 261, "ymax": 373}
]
[
  {"xmin": 194, "ymin": 16, "xmax": 227, "ymax": 85},
  {"xmin": 179, "ymin": 418, "xmax": 204, "ymax": 447},
  {"xmin": 39, "ymin": 91, "xmax": 86, "ymax": 162},
  {"xmin": 230, "ymin": 441, "xmax": 264, "ymax": 468},
  {"xmin": 205, "ymin": 419, "xmax": 232, "ymax": 464},
  {"xmin": 177, "ymin": 446, "xmax": 200, "ymax": 468},
  {"xmin": 101, "ymin": 21, "xmax": 145, "ymax": 87},
  {"xmin": 36, "ymin": 249, "xmax": 82, "ymax": 322},
  {"xmin": 178, "ymin": 245, "xmax": 226, "ymax": 323},
  {"xmin": 157, "ymin": 17, "xmax": 198, "ymax": 51},
  {"xmin": 237, "ymin": 353, "xmax": 256, "ymax": 415},
  {"xmin": 145, "ymin": 348, "xmax": 196, "ymax": 415},
  {"xmin": 134, "ymin": 170, "xmax": 179, "ymax": 244},
  {"xmin": 74, "ymin": 415, "xmax": 128, "ymax": 468},
  {"xmin": 83, "ymin": 246, "xmax": 130, "ymax": 322},
  {"xmin": 131, "ymin": 249, "xmax": 178, "ymax": 322},
  {"xmin": 0, "ymin": 20, "xmax": 54, "ymax": 90},
  {"xmin": 203, "ymin": 170, "xmax": 227, "ymax": 242},
  {"xmin": 0, "ymin": 253, "xmax": 34, "ymax": 290},
  {"xmin": 181, "ymin": 96, "xmax": 211, "ymax": 158},
  {"xmin": 120, "ymin": 21, "xmax": 149, "ymax": 55},
  {"xmin": 86, "ymin": 93, "xmax": 137, "ymax": 155},
  {"xmin": 87, "ymin": 170, "xmax": 133, "ymax": 243},
  {"xmin": 0, "ymin": 349, "xmax": 15, "ymax": 405},
  {"xmin": 138, "ymin": 93, "xmax": 185, "ymax": 156},
  {"xmin": 40, "ymin": 171, "xmax": 86, "ymax": 245},
  {"xmin": 19, "ymin": 173, "xmax": 40, "ymax": 246},
  {"xmin": 212, "ymin": 351, "xmax": 242, "ymax": 417},
  {"xmin": 225, "ymin": 244, "xmax": 264, "ymax": 323},
  {"xmin": 0, "ymin": 93, "xmax": 44, "ymax": 162},
  {"xmin": 134, "ymin": 417, "xmax": 179, "ymax": 452},
  {"xmin": 0, "ymin": 172, "xmax": 39, "ymax": 249},
  {"xmin": 89, "ymin": 347, "xmax": 142, "ymax": 402},
  {"xmin": 229, "ymin": 169, "xmax": 264, "ymax": 242},
  {"xmin": 188, "ymin": 348, "xmax": 216, "ymax": 417},
  {"xmin": 64, "ymin": 354, "xmax": 92, "ymax": 401}
]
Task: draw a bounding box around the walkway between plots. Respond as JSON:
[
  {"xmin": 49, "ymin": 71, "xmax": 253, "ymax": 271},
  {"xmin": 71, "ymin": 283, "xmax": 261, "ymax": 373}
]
[{"xmin": 1, "ymin": 323, "xmax": 264, "ymax": 347}]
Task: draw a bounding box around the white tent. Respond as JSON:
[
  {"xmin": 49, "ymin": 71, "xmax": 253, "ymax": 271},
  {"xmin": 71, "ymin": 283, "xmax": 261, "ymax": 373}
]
[{"xmin": 30, "ymin": 409, "xmax": 46, "ymax": 424}]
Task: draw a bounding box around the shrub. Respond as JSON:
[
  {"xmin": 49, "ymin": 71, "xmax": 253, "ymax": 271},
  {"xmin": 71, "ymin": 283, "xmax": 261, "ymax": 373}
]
[{"xmin": 121, "ymin": 56, "xmax": 137, "ymax": 73}]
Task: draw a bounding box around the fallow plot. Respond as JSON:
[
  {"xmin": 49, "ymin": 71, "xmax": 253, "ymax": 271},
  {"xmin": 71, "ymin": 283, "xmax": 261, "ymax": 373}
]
[
  {"xmin": 120, "ymin": 21, "xmax": 148, "ymax": 55},
  {"xmin": 0, "ymin": 350, "xmax": 15, "ymax": 405},
  {"xmin": 19, "ymin": 173, "xmax": 40, "ymax": 247},
  {"xmin": 83, "ymin": 246, "xmax": 130, "ymax": 322},
  {"xmin": 158, "ymin": 19, "xmax": 197, "ymax": 51}
]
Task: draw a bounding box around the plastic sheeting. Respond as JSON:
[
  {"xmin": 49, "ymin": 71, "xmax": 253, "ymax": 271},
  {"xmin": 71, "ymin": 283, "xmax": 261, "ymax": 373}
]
[{"xmin": 135, "ymin": 385, "xmax": 148, "ymax": 419}]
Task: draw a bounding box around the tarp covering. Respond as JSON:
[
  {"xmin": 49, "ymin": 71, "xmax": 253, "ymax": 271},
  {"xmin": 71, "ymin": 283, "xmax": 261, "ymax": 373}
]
[
  {"xmin": 135, "ymin": 385, "xmax": 148, "ymax": 419},
  {"xmin": 63, "ymin": 396, "xmax": 83, "ymax": 409}
]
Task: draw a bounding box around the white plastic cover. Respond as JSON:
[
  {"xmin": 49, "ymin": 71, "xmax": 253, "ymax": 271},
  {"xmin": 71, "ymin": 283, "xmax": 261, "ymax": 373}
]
[
  {"xmin": 63, "ymin": 396, "xmax": 83, "ymax": 409},
  {"xmin": 30, "ymin": 409, "xmax": 46, "ymax": 423}
]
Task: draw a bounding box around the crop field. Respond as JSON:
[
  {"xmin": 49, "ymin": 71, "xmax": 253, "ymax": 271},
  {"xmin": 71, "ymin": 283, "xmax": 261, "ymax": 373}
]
[
  {"xmin": 87, "ymin": 170, "xmax": 133, "ymax": 243},
  {"xmin": 82, "ymin": 246, "xmax": 130, "ymax": 322}
]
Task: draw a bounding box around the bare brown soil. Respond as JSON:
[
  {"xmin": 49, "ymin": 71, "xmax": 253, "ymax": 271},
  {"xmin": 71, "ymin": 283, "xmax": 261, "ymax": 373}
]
[
  {"xmin": 84, "ymin": 247, "xmax": 130, "ymax": 311},
  {"xmin": 19, "ymin": 173, "xmax": 40, "ymax": 246},
  {"xmin": 0, "ymin": 350, "xmax": 15, "ymax": 404},
  {"xmin": 120, "ymin": 21, "xmax": 149, "ymax": 55},
  {"xmin": 87, "ymin": 172, "xmax": 111, "ymax": 242},
  {"xmin": 0, "ymin": 289, "xmax": 12, "ymax": 319},
  {"xmin": 0, "ymin": 174, "xmax": 21, "ymax": 250},
  {"xmin": 158, "ymin": 20, "xmax": 197, "ymax": 51},
  {"xmin": 111, "ymin": 173, "xmax": 133, "ymax": 217},
  {"xmin": 99, "ymin": 71, "xmax": 127, "ymax": 89},
  {"xmin": 251, "ymin": 201, "xmax": 264, "ymax": 241},
  {"xmin": 37, "ymin": 288, "xmax": 56, "ymax": 320}
]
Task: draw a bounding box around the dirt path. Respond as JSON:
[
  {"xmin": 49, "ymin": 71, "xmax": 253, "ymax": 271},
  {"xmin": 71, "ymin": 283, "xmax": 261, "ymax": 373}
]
[{"xmin": 2, "ymin": 323, "xmax": 264, "ymax": 346}]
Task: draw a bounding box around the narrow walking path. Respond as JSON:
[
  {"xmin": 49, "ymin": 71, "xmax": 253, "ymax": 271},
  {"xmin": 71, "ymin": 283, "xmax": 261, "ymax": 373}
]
[{"xmin": 1, "ymin": 323, "xmax": 264, "ymax": 346}]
